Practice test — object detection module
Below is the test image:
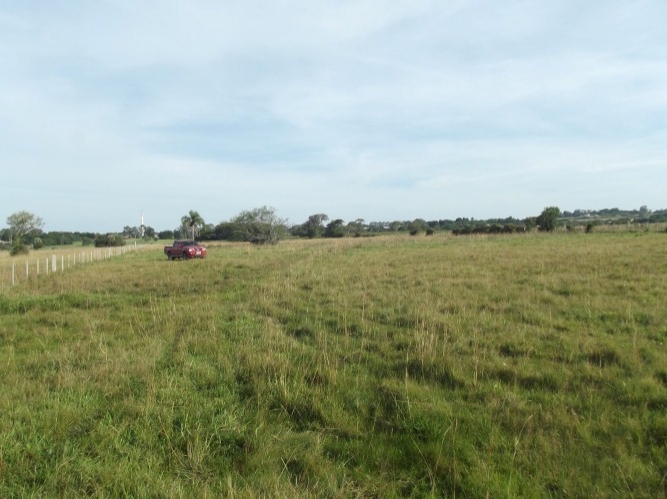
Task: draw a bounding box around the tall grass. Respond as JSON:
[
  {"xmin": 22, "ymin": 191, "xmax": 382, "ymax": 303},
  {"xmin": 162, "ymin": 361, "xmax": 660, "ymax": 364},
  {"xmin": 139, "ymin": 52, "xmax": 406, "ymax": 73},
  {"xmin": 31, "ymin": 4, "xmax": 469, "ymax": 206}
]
[
  {"xmin": 0, "ymin": 241, "xmax": 154, "ymax": 290},
  {"xmin": 1, "ymin": 233, "xmax": 666, "ymax": 496}
]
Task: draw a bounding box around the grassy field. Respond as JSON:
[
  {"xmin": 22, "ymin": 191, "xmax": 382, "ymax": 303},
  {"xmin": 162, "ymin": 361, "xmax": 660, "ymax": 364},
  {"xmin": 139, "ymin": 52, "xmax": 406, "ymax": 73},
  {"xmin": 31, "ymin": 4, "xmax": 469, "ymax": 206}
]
[
  {"xmin": 0, "ymin": 242, "xmax": 150, "ymax": 291},
  {"xmin": 1, "ymin": 233, "xmax": 666, "ymax": 497}
]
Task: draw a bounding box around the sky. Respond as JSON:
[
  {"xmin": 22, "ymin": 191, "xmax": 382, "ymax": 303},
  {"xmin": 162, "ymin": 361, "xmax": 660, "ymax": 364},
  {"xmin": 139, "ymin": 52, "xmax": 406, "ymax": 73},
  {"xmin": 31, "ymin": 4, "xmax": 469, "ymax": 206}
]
[{"xmin": 1, "ymin": 0, "xmax": 666, "ymax": 233}]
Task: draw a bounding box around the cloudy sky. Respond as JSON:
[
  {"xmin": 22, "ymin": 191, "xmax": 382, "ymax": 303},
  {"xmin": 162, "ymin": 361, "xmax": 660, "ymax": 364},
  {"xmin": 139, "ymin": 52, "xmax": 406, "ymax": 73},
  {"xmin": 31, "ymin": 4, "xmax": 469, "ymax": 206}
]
[{"xmin": 2, "ymin": 1, "xmax": 666, "ymax": 232}]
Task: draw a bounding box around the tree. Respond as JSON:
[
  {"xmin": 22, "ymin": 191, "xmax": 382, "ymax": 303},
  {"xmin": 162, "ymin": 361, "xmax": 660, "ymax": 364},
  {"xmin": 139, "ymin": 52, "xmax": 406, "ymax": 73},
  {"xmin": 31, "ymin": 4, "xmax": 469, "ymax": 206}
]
[
  {"xmin": 536, "ymin": 207, "xmax": 560, "ymax": 232},
  {"xmin": 389, "ymin": 221, "xmax": 402, "ymax": 232},
  {"xmin": 158, "ymin": 230, "xmax": 174, "ymax": 240},
  {"xmin": 207, "ymin": 222, "xmax": 241, "ymax": 241},
  {"xmin": 122, "ymin": 225, "xmax": 142, "ymax": 238},
  {"xmin": 230, "ymin": 206, "xmax": 287, "ymax": 245},
  {"xmin": 324, "ymin": 219, "xmax": 345, "ymax": 238},
  {"xmin": 6, "ymin": 210, "xmax": 44, "ymax": 255},
  {"xmin": 347, "ymin": 218, "xmax": 366, "ymax": 237},
  {"xmin": 300, "ymin": 214, "xmax": 329, "ymax": 238},
  {"xmin": 523, "ymin": 217, "xmax": 538, "ymax": 230},
  {"xmin": 6, "ymin": 211, "xmax": 44, "ymax": 244},
  {"xmin": 181, "ymin": 210, "xmax": 205, "ymax": 240},
  {"xmin": 144, "ymin": 226, "xmax": 156, "ymax": 239},
  {"xmin": 408, "ymin": 218, "xmax": 428, "ymax": 234}
]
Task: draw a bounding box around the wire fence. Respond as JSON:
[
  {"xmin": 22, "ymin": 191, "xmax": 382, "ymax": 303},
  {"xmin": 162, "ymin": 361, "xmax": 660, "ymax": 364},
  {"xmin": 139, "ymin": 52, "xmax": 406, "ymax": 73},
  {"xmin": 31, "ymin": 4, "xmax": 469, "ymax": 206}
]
[{"xmin": 0, "ymin": 243, "xmax": 149, "ymax": 290}]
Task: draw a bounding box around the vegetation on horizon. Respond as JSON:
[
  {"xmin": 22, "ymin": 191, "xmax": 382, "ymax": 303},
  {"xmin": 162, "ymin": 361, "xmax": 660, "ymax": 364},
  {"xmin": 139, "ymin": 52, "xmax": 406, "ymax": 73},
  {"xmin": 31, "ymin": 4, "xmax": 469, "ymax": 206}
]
[
  {"xmin": 3, "ymin": 205, "xmax": 667, "ymax": 252},
  {"xmin": 1, "ymin": 232, "xmax": 666, "ymax": 496},
  {"xmin": 4, "ymin": 210, "xmax": 44, "ymax": 255},
  {"xmin": 180, "ymin": 210, "xmax": 205, "ymax": 241}
]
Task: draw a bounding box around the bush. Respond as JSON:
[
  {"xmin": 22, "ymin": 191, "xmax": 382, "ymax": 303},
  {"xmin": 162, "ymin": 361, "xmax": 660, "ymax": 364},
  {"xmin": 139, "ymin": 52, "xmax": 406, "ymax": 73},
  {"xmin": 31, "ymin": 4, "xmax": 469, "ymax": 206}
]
[
  {"xmin": 32, "ymin": 238, "xmax": 44, "ymax": 250},
  {"xmin": 324, "ymin": 219, "xmax": 345, "ymax": 238},
  {"xmin": 94, "ymin": 234, "xmax": 125, "ymax": 247},
  {"xmin": 452, "ymin": 224, "xmax": 526, "ymax": 236},
  {"xmin": 158, "ymin": 230, "xmax": 175, "ymax": 240},
  {"xmin": 537, "ymin": 206, "xmax": 560, "ymax": 232},
  {"xmin": 585, "ymin": 223, "xmax": 595, "ymax": 234},
  {"xmin": 245, "ymin": 223, "xmax": 282, "ymax": 245},
  {"xmin": 229, "ymin": 207, "xmax": 288, "ymax": 245},
  {"xmin": 211, "ymin": 223, "xmax": 246, "ymax": 242},
  {"xmin": 10, "ymin": 243, "xmax": 29, "ymax": 256}
]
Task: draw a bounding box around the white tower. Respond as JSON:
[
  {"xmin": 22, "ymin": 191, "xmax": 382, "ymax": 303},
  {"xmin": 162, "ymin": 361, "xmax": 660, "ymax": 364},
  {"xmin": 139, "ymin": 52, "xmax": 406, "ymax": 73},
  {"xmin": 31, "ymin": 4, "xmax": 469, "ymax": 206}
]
[{"xmin": 140, "ymin": 212, "xmax": 145, "ymax": 238}]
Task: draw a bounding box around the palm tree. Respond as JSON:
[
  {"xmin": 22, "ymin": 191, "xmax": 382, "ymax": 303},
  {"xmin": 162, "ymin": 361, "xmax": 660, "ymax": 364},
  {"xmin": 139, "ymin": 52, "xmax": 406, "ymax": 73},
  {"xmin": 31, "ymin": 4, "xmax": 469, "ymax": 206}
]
[{"xmin": 181, "ymin": 210, "xmax": 205, "ymax": 240}]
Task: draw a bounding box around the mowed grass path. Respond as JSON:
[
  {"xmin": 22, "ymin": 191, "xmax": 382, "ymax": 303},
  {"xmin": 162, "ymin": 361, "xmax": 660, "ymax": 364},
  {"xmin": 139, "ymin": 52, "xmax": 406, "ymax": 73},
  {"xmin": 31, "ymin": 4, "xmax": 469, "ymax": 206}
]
[{"xmin": 1, "ymin": 233, "xmax": 666, "ymax": 497}]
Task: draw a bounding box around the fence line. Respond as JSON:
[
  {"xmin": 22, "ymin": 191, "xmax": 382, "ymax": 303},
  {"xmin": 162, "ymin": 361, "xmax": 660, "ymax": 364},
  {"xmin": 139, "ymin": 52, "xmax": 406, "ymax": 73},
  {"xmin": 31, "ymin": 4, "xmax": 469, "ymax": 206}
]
[{"xmin": 1, "ymin": 243, "xmax": 148, "ymax": 290}]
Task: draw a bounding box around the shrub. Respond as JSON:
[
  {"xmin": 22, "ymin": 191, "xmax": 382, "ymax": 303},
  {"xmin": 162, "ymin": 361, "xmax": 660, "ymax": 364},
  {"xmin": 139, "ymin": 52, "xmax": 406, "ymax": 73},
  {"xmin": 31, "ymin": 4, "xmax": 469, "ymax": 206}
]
[
  {"xmin": 210, "ymin": 223, "xmax": 246, "ymax": 242},
  {"xmin": 229, "ymin": 206, "xmax": 288, "ymax": 245},
  {"xmin": 10, "ymin": 243, "xmax": 29, "ymax": 256},
  {"xmin": 32, "ymin": 238, "xmax": 44, "ymax": 250},
  {"xmin": 94, "ymin": 233, "xmax": 125, "ymax": 247},
  {"xmin": 324, "ymin": 219, "xmax": 345, "ymax": 238},
  {"xmin": 158, "ymin": 230, "xmax": 175, "ymax": 240},
  {"xmin": 537, "ymin": 206, "xmax": 560, "ymax": 232},
  {"xmin": 245, "ymin": 223, "xmax": 282, "ymax": 245}
]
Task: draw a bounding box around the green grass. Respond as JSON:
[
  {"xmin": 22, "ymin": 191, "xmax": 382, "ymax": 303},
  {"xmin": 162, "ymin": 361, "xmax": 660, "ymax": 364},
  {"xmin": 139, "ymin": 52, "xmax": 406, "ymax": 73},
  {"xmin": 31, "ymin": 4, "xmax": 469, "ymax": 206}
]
[{"xmin": 1, "ymin": 233, "xmax": 666, "ymax": 497}]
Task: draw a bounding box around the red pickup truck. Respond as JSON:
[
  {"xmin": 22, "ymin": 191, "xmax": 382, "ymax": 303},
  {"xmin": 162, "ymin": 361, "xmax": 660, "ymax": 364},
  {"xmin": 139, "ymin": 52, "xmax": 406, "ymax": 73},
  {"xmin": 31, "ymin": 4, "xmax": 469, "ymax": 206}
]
[{"xmin": 164, "ymin": 240, "xmax": 207, "ymax": 260}]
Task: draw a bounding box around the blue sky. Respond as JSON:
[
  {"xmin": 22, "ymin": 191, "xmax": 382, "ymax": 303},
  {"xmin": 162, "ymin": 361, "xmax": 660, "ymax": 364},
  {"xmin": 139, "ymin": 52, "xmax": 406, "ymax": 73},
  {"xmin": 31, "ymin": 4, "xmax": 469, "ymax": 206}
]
[{"xmin": 2, "ymin": 1, "xmax": 666, "ymax": 232}]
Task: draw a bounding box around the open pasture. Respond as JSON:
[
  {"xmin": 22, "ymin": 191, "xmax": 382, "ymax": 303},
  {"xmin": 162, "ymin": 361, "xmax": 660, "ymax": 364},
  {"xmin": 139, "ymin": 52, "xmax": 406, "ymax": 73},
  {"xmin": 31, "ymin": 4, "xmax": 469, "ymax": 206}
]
[
  {"xmin": 0, "ymin": 242, "xmax": 151, "ymax": 290},
  {"xmin": 1, "ymin": 233, "xmax": 666, "ymax": 497}
]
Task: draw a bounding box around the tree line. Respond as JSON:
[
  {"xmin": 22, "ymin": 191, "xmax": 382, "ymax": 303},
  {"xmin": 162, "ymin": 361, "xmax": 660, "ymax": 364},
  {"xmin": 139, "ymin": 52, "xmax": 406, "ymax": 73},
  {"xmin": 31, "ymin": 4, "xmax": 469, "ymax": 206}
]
[
  {"xmin": 3, "ymin": 205, "xmax": 666, "ymax": 255},
  {"xmin": 169, "ymin": 206, "xmax": 574, "ymax": 244}
]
